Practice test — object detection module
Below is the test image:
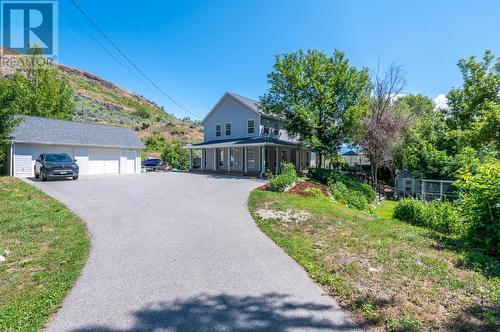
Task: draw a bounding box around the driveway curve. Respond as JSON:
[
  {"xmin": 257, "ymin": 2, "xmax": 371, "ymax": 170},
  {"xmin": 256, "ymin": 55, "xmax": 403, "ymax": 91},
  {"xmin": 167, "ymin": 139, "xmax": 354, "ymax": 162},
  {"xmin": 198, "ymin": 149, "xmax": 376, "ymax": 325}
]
[{"xmin": 29, "ymin": 173, "xmax": 355, "ymax": 331}]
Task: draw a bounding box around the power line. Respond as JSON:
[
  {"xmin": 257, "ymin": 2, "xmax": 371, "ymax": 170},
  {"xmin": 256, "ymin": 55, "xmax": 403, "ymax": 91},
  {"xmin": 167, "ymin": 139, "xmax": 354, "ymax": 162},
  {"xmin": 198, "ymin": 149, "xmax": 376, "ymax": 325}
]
[
  {"xmin": 69, "ymin": 0, "xmax": 202, "ymax": 120},
  {"xmin": 59, "ymin": 12, "xmax": 149, "ymax": 90}
]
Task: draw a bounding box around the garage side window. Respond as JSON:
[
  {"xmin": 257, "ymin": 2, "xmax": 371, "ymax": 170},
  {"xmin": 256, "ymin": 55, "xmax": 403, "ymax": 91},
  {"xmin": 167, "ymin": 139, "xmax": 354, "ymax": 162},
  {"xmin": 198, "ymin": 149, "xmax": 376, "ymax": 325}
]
[
  {"xmin": 215, "ymin": 124, "xmax": 221, "ymax": 137},
  {"xmin": 247, "ymin": 148, "xmax": 255, "ymax": 169},
  {"xmin": 247, "ymin": 119, "xmax": 255, "ymax": 134}
]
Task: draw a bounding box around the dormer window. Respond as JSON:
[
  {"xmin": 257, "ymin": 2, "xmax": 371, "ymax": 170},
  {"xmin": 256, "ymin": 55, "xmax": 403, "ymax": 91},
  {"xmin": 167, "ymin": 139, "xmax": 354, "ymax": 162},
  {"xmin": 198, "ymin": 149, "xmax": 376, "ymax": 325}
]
[
  {"xmin": 247, "ymin": 119, "xmax": 255, "ymax": 134},
  {"xmin": 225, "ymin": 123, "xmax": 231, "ymax": 136},
  {"xmin": 215, "ymin": 124, "xmax": 221, "ymax": 137}
]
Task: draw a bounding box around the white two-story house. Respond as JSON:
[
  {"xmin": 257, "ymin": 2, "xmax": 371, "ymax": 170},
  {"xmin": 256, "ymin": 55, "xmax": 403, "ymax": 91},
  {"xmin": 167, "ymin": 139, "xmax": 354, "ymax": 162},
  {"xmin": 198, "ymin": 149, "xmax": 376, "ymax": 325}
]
[{"xmin": 186, "ymin": 92, "xmax": 310, "ymax": 177}]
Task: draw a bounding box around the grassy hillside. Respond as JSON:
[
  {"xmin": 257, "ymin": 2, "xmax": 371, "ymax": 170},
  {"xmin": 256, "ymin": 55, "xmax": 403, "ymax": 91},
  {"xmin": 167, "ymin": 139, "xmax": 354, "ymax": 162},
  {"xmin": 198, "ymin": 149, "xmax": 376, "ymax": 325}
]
[{"xmin": 58, "ymin": 65, "xmax": 203, "ymax": 143}]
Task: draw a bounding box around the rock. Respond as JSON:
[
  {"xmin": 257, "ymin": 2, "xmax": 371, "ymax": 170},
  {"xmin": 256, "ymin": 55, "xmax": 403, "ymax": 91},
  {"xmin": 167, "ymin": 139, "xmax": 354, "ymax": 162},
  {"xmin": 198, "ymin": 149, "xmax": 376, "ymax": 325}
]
[
  {"xmin": 368, "ymin": 267, "xmax": 380, "ymax": 273},
  {"xmin": 0, "ymin": 255, "xmax": 6, "ymax": 263}
]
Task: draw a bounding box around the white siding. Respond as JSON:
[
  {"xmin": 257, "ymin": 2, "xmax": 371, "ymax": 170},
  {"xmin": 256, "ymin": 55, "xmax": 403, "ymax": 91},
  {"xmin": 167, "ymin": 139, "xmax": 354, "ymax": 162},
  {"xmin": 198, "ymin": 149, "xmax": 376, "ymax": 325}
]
[
  {"xmin": 121, "ymin": 149, "xmax": 137, "ymax": 174},
  {"xmin": 203, "ymin": 95, "xmax": 260, "ymax": 142},
  {"xmin": 75, "ymin": 147, "xmax": 89, "ymax": 175}
]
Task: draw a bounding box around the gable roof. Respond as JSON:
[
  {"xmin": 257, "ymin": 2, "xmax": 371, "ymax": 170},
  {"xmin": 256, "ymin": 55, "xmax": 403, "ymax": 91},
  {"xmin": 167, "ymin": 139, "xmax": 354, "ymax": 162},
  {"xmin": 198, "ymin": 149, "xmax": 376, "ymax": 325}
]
[
  {"xmin": 202, "ymin": 92, "xmax": 262, "ymax": 124},
  {"xmin": 342, "ymin": 150, "xmax": 359, "ymax": 156},
  {"xmin": 10, "ymin": 116, "xmax": 144, "ymax": 149}
]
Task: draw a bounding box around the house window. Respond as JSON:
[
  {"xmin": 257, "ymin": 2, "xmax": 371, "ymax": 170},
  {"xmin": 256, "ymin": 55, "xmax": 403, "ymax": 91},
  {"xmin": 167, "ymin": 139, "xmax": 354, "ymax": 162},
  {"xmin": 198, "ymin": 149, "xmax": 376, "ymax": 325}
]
[
  {"xmin": 215, "ymin": 124, "xmax": 221, "ymax": 137},
  {"xmin": 247, "ymin": 148, "xmax": 255, "ymax": 169},
  {"xmin": 247, "ymin": 119, "xmax": 255, "ymax": 134},
  {"xmin": 263, "ymin": 126, "xmax": 270, "ymax": 135},
  {"xmin": 274, "ymin": 123, "xmax": 279, "ymax": 136},
  {"xmin": 225, "ymin": 123, "xmax": 231, "ymax": 136}
]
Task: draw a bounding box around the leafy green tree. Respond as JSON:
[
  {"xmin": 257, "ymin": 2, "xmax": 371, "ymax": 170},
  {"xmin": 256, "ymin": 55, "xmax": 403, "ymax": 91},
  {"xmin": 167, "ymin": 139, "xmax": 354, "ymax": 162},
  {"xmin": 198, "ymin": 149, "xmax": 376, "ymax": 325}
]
[
  {"xmin": 143, "ymin": 132, "xmax": 167, "ymax": 151},
  {"xmin": 3, "ymin": 47, "xmax": 75, "ymax": 120},
  {"xmin": 161, "ymin": 140, "xmax": 189, "ymax": 170},
  {"xmin": 0, "ymin": 80, "xmax": 21, "ymax": 172},
  {"xmin": 445, "ymin": 50, "xmax": 499, "ymax": 152},
  {"xmin": 399, "ymin": 51, "xmax": 499, "ymax": 179},
  {"xmin": 260, "ymin": 49, "xmax": 371, "ymax": 166}
]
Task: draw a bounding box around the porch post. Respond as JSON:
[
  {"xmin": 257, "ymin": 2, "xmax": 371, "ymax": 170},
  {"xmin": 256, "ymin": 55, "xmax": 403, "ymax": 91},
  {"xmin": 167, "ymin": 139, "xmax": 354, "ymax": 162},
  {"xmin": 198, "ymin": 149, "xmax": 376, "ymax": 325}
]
[
  {"xmin": 200, "ymin": 149, "xmax": 204, "ymax": 170},
  {"xmin": 275, "ymin": 147, "xmax": 279, "ymax": 174},
  {"xmin": 260, "ymin": 146, "xmax": 265, "ymax": 177},
  {"xmin": 243, "ymin": 147, "xmax": 247, "ymax": 173},
  {"xmin": 189, "ymin": 149, "xmax": 193, "ymax": 171},
  {"xmin": 213, "ymin": 148, "xmax": 216, "ymax": 171},
  {"xmin": 227, "ymin": 147, "xmax": 231, "ymax": 172}
]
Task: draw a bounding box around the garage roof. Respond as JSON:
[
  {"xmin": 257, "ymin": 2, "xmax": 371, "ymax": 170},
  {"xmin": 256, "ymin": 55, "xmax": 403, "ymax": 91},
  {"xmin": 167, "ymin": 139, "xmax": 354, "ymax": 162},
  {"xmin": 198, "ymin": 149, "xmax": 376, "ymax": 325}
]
[{"xmin": 10, "ymin": 116, "xmax": 145, "ymax": 149}]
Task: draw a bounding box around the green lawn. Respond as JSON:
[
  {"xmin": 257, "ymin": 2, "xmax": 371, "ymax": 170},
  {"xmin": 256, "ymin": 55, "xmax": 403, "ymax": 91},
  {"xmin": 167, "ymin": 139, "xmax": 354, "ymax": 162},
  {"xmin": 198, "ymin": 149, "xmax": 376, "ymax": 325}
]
[
  {"xmin": 0, "ymin": 178, "xmax": 90, "ymax": 331},
  {"xmin": 248, "ymin": 190, "xmax": 499, "ymax": 331}
]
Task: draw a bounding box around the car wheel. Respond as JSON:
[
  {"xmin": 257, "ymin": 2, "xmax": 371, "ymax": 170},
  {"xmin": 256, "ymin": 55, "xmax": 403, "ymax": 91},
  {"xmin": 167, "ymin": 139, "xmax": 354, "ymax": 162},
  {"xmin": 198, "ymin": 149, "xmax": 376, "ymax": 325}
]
[
  {"xmin": 41, "ymin": 172, "xmax": 48, "ymax": 181},
  {"xmin": 73, "ymin": 176, "xmax": 79, "ymax": 180},
  {"xmin": 34, "ymin": 168, "xmax": 39, "ymax": 179}
]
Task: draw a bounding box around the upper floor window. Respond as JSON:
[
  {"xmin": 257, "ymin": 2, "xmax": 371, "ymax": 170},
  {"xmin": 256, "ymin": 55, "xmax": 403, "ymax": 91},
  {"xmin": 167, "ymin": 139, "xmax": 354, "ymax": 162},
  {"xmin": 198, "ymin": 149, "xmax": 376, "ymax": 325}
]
[
  {"xmin": 225, "ymin": 123, "xmax": 231, "ymax": 136},
  {"xmin": 247, "ymin": 119, "xmax": 255, "ymax": 134},
  {"xmin": 274, "ymin": 123, "xmax": 279, "ymax": 136},
  {"xmin": 215, "ymin": 124, "xmax": 221, "ymax": 137}
]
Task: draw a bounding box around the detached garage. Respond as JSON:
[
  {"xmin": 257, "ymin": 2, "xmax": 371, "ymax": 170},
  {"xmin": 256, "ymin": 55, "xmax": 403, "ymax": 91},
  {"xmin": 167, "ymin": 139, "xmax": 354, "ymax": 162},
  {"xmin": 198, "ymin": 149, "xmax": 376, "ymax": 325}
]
[{"xmin": 7, "ymin": 116, "xmax": 144, "ymax": 177}]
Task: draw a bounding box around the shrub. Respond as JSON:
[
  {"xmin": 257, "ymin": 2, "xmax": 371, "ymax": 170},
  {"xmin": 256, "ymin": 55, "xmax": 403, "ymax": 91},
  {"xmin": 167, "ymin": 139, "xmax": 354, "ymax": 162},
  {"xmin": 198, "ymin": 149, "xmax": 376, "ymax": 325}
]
[
  {"xmin": 160, "ymin": 140, "xmax": 189, "ymax": 170},
  {"xmin": 310, "ymin": 168, "xmax": 375, "ymax": 202},
  {"xmin": 267, "ymin": 162, "xmax": 298, "ymax": 192},
  {"xmin": 455, "ymin": 163, "xmax": 500, "ymax": 254},
  {"xmin": 143, "ymin": 132, "xmax": 167, "ymax": 151},
  {"xmin": 394, "ymin": 198, "xmax": 461, "ymax": 235},
  {"xmin": 328, "ymin": 180, "xmax": 349, "ymax": 203},
  {"xmin": 328, "ymin": 179, "xmax": 374, "ymax": 214},
  {"xmin": 304, "ymin": 188, "xmax": 323, "ymax": 197}
]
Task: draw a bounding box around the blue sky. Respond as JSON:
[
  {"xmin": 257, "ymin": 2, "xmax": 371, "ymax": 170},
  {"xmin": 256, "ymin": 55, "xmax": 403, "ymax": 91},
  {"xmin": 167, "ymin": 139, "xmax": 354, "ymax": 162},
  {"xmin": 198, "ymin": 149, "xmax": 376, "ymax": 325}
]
[{"xmin": 57, "ymin": 0, "xmax": 500, "ymax": 120}]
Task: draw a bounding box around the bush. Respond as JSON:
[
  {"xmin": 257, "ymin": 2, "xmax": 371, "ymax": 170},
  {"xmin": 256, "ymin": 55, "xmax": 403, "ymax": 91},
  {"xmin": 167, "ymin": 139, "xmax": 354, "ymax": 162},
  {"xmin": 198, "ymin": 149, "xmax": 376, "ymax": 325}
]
[
  {"xmin": 143, "ymin": 132, "xmax": 167, "ymax": 152},
  {"xmin": 394, "ymin": 198, "xmax": 461, "ymax": 235},
  {"xmin": 304, "ymin": 188, "xmax": 323, "ymax": 198},
  {"xmin": 329, "ymin": 180, "xmax": 349, "ymax": 203},
  {"xmin": 310, "ymin": 168, "xmax": 375, "ymax": 202},
  {"xmin": 455, "ymin": 163, "xmax": 500, "ymax": 254},
  {"xmin": 267, "ymin": 162, "xmax": 298, "ymax": 192},
  {"xmin": 328, "ymin": 179, "xmax": 374, "ymax": 214},
  {"xmin": 160, "ymin": 140, "xmax": 189, "ymax": 170}
]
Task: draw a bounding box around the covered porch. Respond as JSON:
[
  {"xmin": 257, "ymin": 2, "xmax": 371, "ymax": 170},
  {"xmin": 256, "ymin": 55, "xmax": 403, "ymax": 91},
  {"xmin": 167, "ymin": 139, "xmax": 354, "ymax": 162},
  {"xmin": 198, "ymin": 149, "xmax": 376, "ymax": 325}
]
[{"xmin": 186, "ymin": 138, "xmax": 310, "ymax": 177}]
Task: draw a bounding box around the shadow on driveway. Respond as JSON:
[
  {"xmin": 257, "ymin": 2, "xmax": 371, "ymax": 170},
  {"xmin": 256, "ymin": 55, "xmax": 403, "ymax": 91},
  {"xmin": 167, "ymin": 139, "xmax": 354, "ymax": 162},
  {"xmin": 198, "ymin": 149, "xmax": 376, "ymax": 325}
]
[{"xmin": 72, "ymin": 293, "xmax": 356, "ymax": 331}]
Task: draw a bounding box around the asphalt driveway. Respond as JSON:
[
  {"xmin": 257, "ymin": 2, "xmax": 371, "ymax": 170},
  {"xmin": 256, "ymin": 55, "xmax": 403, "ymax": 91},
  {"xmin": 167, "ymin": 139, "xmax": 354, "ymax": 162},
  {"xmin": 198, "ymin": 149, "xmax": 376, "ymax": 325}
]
[{"xmin": 28, "ymin": 173, "xmax": 355, "ymax": 331}]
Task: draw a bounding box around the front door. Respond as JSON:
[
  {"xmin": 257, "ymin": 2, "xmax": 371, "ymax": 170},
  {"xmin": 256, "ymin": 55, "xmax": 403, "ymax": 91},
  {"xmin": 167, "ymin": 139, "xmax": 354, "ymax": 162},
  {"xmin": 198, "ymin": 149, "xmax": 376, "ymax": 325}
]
[{"xmin": 281, "ymin": 149, "xmax": 288, "ymax": 163}]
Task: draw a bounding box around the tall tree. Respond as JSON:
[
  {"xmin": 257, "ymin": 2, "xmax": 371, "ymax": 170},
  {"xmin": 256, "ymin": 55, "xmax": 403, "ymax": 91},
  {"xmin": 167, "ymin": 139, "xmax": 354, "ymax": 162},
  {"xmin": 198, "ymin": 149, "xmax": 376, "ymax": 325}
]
[
  {"xmin": 259, "ymin": 50, "xmax": 371, "ymax": 166},
  {"xmin": 6, "ymin": 47, "xmax": 75, "ymax": 120},
  {"xmin": 445, "ymin": 50, "xmax": 499, "ymax": 152},
  {"xmin": 359, "ymin": 64, "xmax": 409, "ymax": 188}
]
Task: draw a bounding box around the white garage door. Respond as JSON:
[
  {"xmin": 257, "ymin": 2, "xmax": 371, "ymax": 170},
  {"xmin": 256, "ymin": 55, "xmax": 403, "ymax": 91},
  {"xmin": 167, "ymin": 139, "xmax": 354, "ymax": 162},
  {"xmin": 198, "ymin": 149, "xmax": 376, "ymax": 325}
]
[{"xmin": 88, "ymin": 148, "xmax": 120, "ymax": 175}]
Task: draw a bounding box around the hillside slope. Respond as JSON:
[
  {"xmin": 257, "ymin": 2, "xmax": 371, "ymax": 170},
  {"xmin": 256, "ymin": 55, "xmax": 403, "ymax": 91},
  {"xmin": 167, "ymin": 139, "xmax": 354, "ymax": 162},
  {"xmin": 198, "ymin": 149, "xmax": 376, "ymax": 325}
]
[{"xmin": 1, "ymin": 55, "xmax": 203, "ymax": 143}]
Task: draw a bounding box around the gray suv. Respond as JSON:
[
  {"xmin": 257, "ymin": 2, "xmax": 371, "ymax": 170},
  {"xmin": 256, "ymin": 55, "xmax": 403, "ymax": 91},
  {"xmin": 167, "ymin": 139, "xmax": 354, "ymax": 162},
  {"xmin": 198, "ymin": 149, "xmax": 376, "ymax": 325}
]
[{"xmin": 34, "ymin": 153, "xmax": 79, "ymax": 181}]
